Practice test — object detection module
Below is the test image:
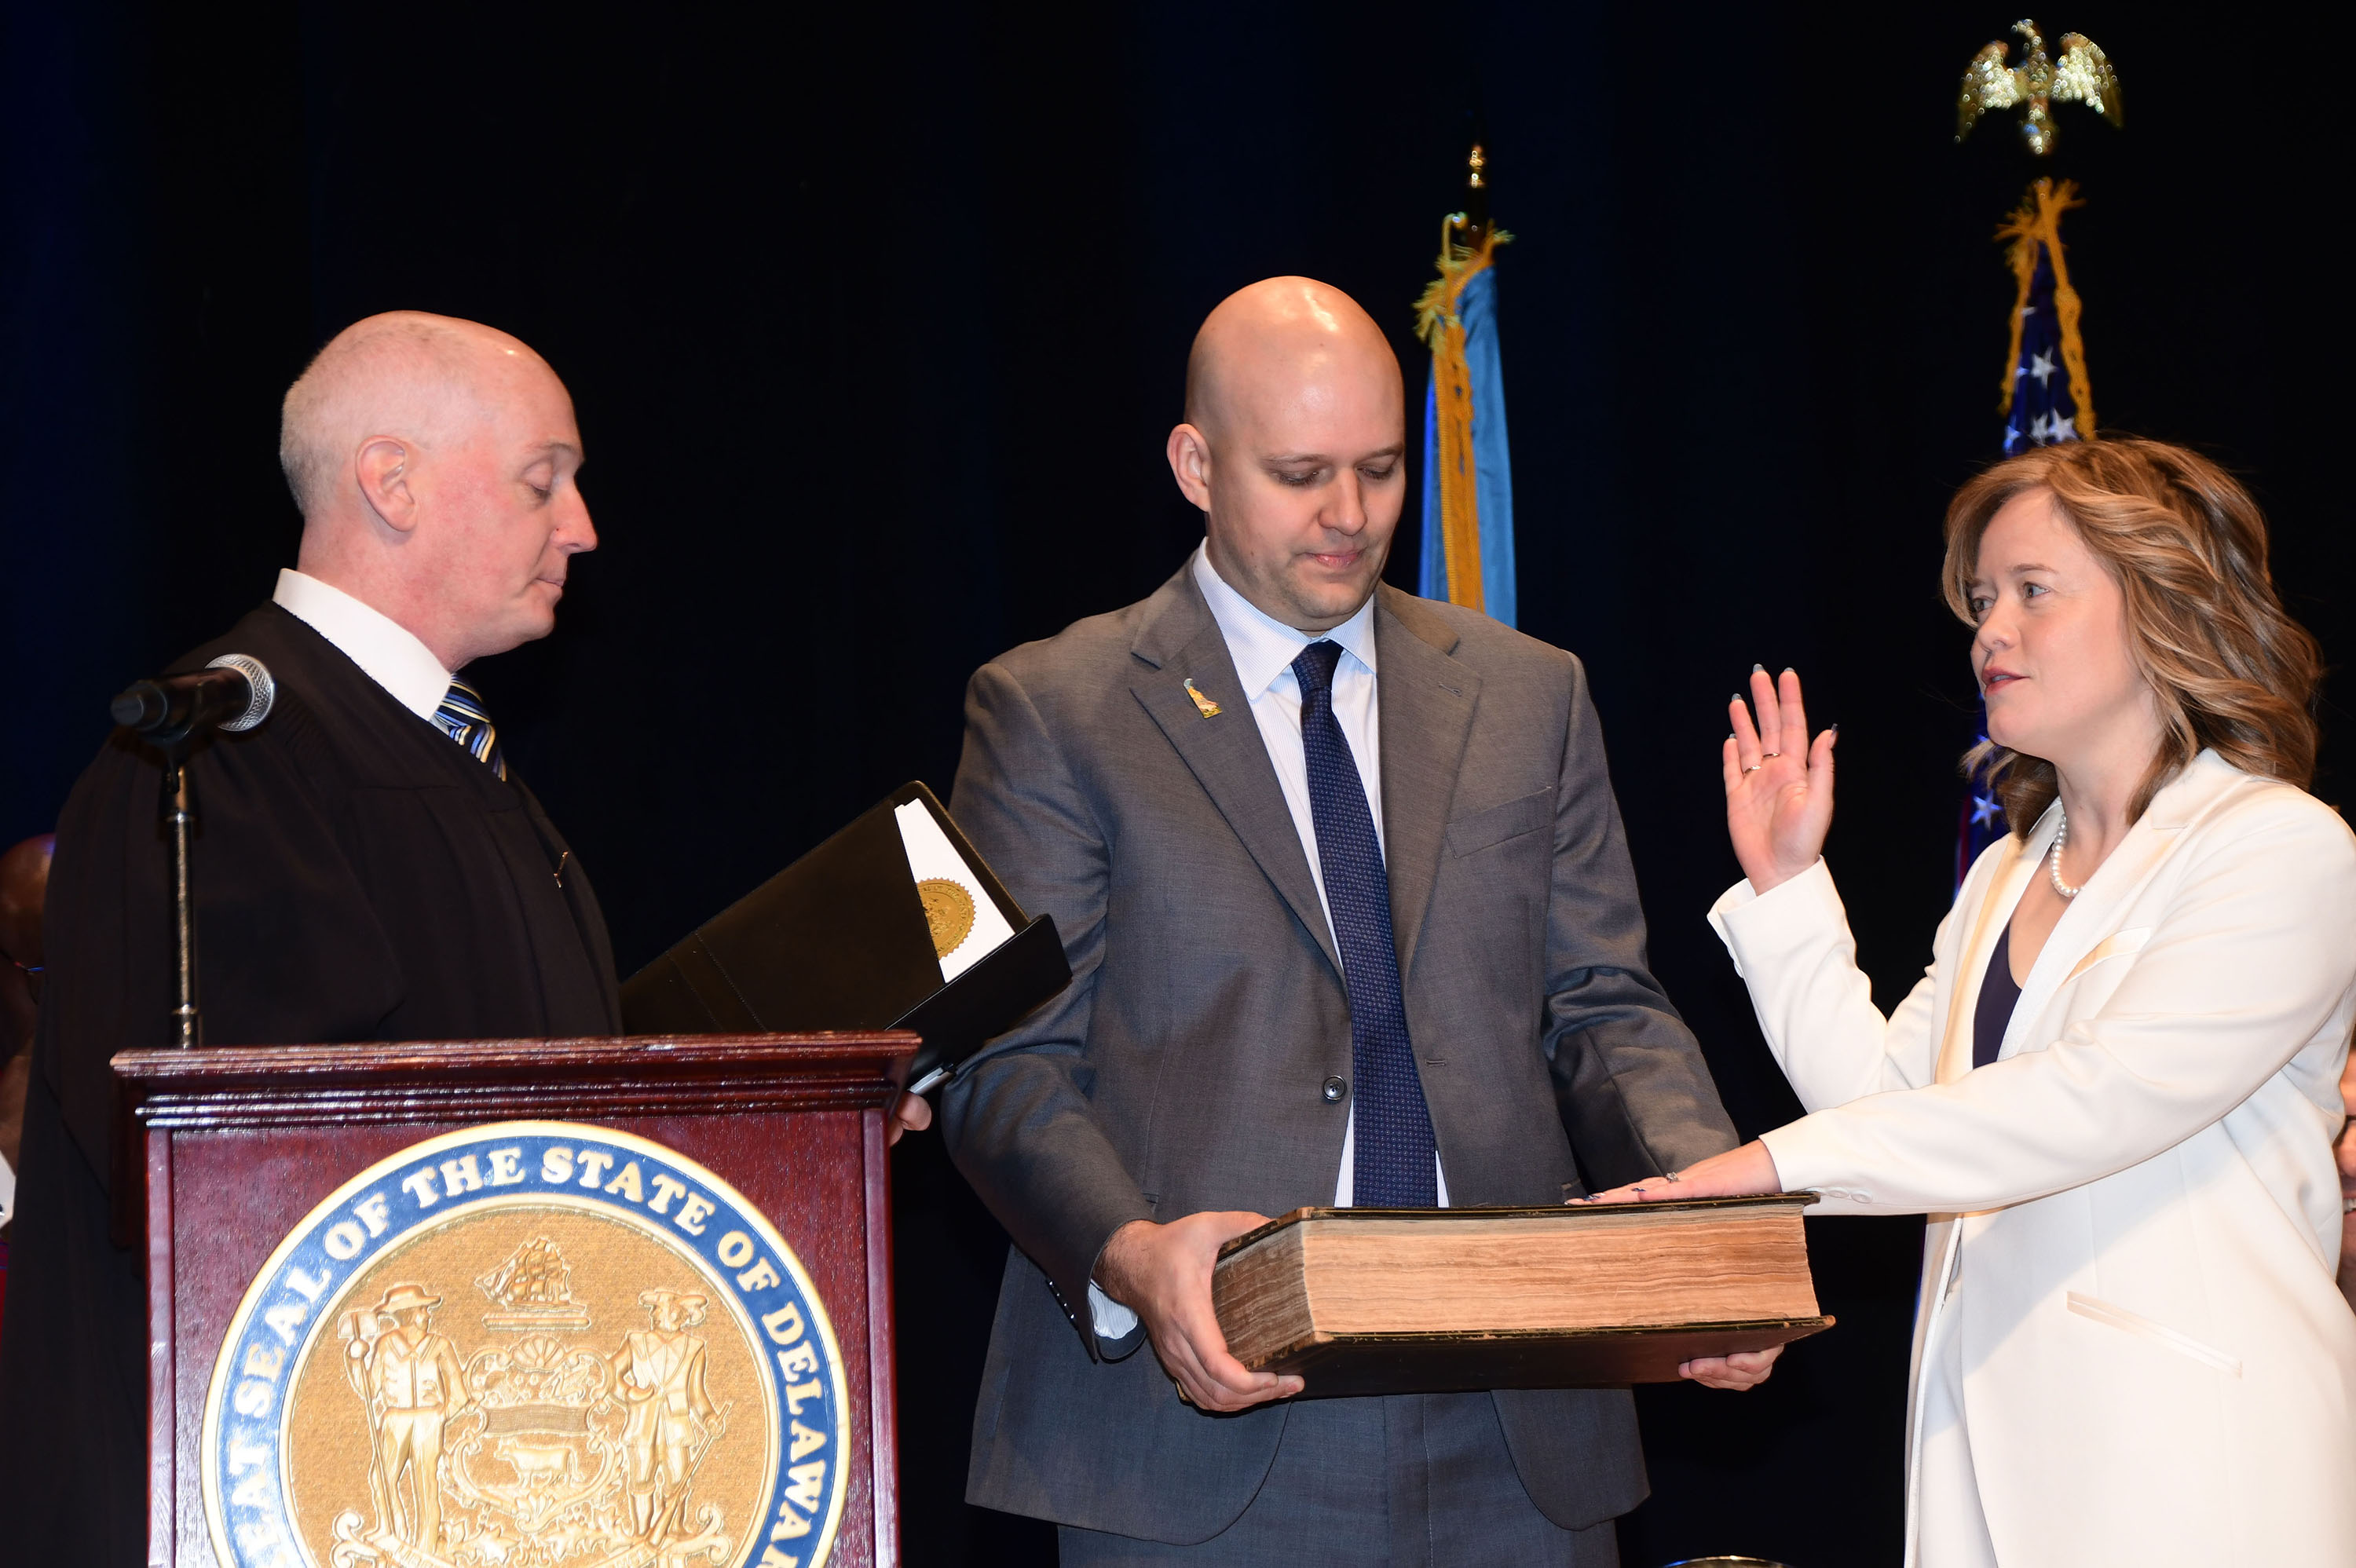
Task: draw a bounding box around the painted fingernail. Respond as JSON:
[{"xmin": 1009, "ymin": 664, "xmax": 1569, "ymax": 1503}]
[
  {"xmin": 1751, "ymin": 663, "xmax": 1764, "ymax": 674},
  {"xmin": 1830, "ymin": 723, "xmax": 1840, "ymax": 733}
]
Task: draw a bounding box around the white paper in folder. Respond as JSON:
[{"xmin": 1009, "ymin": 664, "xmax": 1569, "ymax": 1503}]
[{"xmin": 894, "ymin": 799, "xmax": 1016, "ymax": 983}]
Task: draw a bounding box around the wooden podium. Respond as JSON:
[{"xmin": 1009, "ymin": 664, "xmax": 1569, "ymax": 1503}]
[{"xmin": 115, "ymin": 1032, "xmax": 915, "ymax": 1568}]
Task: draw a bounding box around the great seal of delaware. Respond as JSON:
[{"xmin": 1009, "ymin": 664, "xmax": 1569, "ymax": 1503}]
[{"xmin": 200, "ymin": 1122, "xmax": 848, "ymax": 1568}]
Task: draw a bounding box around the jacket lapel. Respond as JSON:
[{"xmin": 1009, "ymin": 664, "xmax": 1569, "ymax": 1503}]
[
  {"xmin": 1934, "ymin": 822, "xmax": 2043, "ymax": 1085},
  {"xmin": 1129, "ymin": 569, "xmax": 1344, "ymax": 980},
  {"xmin": 1373, "ymin": 588, "xmax": 1478, "ymax": 984},
  {"xmin": 2003, "ymin": 751, "xmax": 2248, "ymax": 1054}
]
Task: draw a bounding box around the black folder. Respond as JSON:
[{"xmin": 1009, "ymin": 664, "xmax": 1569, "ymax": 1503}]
[{"xmin": 620, "ymin": 783, "xmax": 1070, "ymax": 1087}]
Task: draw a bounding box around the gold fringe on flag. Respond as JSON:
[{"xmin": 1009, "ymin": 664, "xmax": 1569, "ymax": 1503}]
[
  {"xmin": 1996, "ymin": 177, "xmax": 2096, "ymax": 439},
  {"xmin": 1415, "ymin": 223, "xmax": 1510, "ymax": 613}
]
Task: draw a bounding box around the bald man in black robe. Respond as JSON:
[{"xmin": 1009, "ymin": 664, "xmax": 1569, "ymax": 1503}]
[{"xmin": 0, "ymin": 313, "xmax": 620, "ymax": 1565}]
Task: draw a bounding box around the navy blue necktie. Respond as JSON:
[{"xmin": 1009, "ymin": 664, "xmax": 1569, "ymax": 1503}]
[{"xmin": 1293, "ymin": 639, "xmax": 1437, "ymax": 1207}]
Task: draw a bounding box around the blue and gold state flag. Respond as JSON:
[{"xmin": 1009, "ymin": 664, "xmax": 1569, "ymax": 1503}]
[{"xmin": 1415, "ymin": 225, "xmax": 1516, "ymax": 626}]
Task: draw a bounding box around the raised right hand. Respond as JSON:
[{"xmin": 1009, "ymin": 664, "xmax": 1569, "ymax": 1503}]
[
  {"xmin": 1094, "ymin": 1212, "xmax": 1305, "ymax": 1412},
  {"xmin": 1725, "ymin": 666, "xmax": 1837, "ymax": 894}
]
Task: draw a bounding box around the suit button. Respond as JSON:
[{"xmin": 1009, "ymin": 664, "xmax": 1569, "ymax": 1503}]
[{"xmin": 1322, "ymin": 1076, "xmax": 1348, "ymax": 1103}]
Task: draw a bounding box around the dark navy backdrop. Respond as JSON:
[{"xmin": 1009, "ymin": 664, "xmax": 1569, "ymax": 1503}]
[{"xmin": 6, "ymin": 4, "xmax": 2351, "ymax": 1563}]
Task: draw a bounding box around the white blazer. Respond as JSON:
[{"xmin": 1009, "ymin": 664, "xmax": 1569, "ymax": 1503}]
[{"xmin": 1711, "ymin": 751, "xmax": 2356, "ymax": 1567}]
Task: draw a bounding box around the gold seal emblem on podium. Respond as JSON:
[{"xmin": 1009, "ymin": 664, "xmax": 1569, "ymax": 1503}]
[{"xmin": 202, "ymin": 1122, "xmax": 847, "ymax": 1568}]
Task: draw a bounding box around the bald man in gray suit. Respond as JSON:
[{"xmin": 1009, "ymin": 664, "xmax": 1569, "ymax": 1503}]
[{"xmin": 938, "ymin": 278, "xmax": 1772, "ymax": 1566}]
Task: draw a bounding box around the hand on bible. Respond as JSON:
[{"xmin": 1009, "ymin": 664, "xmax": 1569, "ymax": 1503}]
[
  {"xmin": 886, "ymin": 1091, "xmax": 932, "ymax": 1146},
  {"xmin": 1580, "ymin": 1139, "xmax": 1783, "ymax": 1208},
  {"xmin": 1096, "ymin": 1212, "xmax": 1307, "ymax": 1412},
  {"xmin": 1582, "ymin": 1140, "xmax": 1787, "ymax": 1391},
  {"xmin": 1725, "ymin": 666, "xmax": 1837, "ymax": 896}
]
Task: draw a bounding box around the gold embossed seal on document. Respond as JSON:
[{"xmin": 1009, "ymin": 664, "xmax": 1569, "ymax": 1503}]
[
  {"xmin": 916, "ymin": 877, "xmax": 977, "ymax": 957},
  {"xmin": 201, "ymin": 1123, "xmax": 847, "ymax": 1568}
]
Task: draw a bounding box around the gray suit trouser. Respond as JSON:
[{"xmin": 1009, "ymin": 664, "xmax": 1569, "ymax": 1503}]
[{"xmin": 1055, "ymin": 1392, "xmax": 1619, "ymax": 1566}]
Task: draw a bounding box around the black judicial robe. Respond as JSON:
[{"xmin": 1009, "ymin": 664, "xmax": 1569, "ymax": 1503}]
[{"xmin": 0, "ymin": 603, "xmax": 621, "ymax": 1566}]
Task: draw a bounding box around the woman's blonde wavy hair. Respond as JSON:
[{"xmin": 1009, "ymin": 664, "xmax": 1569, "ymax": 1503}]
[{"xmin": 1942, "ymin": 436, "xmax": 2321, "ymax": 833}]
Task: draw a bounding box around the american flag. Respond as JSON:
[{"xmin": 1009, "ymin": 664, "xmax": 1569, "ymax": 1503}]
[
  {"xmin": 2002, "ymin": 241, "xmax": 2080, "ymax": 455},
  {"xmin": 1961, "ymin": 214, "xmax": 2085, "ymax": 884},
  {"xmin": 1958, "ymin": 743, "xmax": 2007, "ymax": 886}
]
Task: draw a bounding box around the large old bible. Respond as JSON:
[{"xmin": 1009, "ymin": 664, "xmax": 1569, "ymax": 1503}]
[
  {"xmin": 1211, "ymin": 1195, "xmax": 1832, "ymax": 1395},
  {"xmin": 620, "ymin": 782, "xmax": 1070, "ymax": 1087}
]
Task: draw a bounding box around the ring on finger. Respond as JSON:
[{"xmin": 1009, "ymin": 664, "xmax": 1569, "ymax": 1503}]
[
  {"xmin": 1741, "ymin": 762, "xmax": 1763, "ymax": 774},
  {"xmin": 1759, "ymin": 751, "xmax": 1782, "ymax": 760}
]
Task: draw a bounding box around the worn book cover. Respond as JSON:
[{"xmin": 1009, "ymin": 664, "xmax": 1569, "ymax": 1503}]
[{"xmin": 1212, "ymin": 1194, "xmax": 1832, "ymax": 1396}]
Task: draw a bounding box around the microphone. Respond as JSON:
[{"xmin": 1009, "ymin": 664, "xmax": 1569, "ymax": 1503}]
[{"xmin": 111, "ymin": 654, "xmax": 276, "ymax": 744}]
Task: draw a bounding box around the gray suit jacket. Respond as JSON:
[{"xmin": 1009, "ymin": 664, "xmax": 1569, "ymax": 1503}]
[{"xmin": 941, "ymin": 564, "xmax": 1738, "ymax": 1542}]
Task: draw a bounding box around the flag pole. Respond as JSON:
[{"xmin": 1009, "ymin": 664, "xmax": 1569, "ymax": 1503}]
[
  {"xmin": 1455, "ymin": 144, "xmax": 1488, "ymax": 250},
  {"xmin": 1414, "ymin": 144, "xmax": 1515, "ymax": 623}
]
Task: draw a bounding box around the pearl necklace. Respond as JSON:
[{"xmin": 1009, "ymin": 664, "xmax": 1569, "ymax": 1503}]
[{"xmin": 2049, "ymin": 810, "xmax": 2083, "ymax": 899}]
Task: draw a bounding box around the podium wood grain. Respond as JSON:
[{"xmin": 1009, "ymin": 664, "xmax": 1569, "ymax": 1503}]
[{"xmin": 114, "ymin": 1032, "xmax": 916, "ymax": 1568}]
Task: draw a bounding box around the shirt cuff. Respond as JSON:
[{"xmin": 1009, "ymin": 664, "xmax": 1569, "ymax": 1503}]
[{"xmin": 1088, "ymin": 1281, "xmax": 1140, "ymax": 1343}]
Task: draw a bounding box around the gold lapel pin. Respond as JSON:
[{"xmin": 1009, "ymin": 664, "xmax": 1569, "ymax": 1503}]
[{"xmin": 1183, "ymin": 678, "xmax": 1223, "ymax": 718}]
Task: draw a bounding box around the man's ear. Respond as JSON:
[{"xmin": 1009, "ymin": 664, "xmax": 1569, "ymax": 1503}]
[
  {"xmin": 354, "ymin": 437, "xmax": 419, "ymax": 534},
  {"xmin": 1166, "ymin": 423, "xmax": 1215, "ymax": 513}
]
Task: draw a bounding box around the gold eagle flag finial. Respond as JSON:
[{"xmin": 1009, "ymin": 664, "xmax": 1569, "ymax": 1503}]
[{"xmin": 1958, "ymin": 19, "xmax": 2122, "ymax": 155}]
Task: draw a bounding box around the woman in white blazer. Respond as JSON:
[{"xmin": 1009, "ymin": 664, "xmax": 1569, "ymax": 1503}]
[{"xmin": 1594, "ymin": 437, "xmax": 2356, "ymax": 1566}]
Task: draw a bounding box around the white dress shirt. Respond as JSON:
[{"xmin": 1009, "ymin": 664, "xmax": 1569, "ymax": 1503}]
[
  {"xmin": 1090, "ymin": 546, "xmax": 1447, "ymax": 1340},
  {"xmin": 271, "ymin": 569, "xmax": 453, "ymax": 718}
]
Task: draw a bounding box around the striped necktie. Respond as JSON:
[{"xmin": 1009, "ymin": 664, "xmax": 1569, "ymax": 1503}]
[{"xmin": 432, "ymin": 678, "xmax": 508, "ymax": 781}]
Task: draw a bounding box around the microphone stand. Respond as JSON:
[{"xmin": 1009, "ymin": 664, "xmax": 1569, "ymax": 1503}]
[
  {"xmin": 111, "ymin": 736, "xmax": 203, "ymax": 1246},
  {"xmin": 113, "ymin": 656, "xmax": 276, "ymax": 1050},
  {"xmin": 162, "ymin": 743, "xmax": 200, "ymax": 1049},
  {"xmin": 104, "ymin": 654, "xmax": 273, "ymax": 1241}
]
